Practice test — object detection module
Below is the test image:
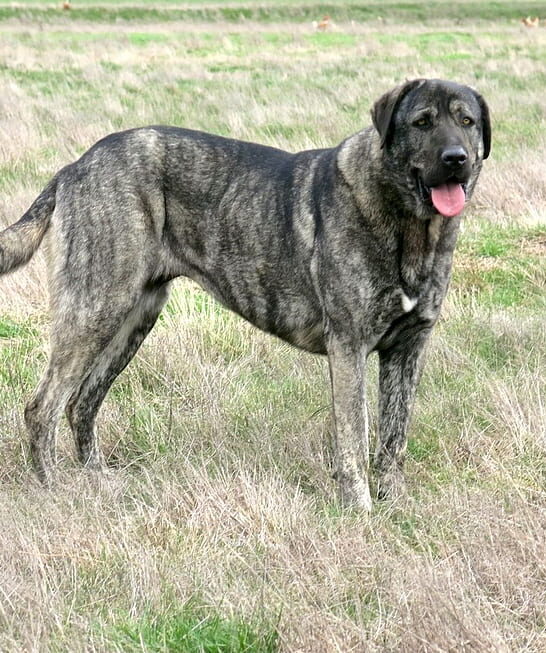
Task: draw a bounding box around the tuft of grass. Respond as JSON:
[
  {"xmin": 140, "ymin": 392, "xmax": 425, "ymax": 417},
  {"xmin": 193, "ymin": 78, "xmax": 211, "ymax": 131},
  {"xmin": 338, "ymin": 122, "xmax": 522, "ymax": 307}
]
[
  {"xmin": 0, "ymin": 317, "xmax": 38, "ymax": 340},
  {"xmin": 110, "ymin": 603, "xmax": 279, "ymax": 653}
]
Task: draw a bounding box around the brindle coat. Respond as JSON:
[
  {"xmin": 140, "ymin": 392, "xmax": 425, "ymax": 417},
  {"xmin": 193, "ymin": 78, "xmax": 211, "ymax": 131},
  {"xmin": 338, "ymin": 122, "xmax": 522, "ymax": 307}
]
[{"xmin": 0, "ymin": 79, "xmax": 490, "ymax": 510}]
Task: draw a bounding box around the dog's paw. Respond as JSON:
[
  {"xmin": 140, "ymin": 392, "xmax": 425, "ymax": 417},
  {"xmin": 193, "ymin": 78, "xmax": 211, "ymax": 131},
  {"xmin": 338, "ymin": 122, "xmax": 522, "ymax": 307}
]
[
  {"xmin": 83, "ymin": 462, "xmax": 119, "ymax": 493},
  {"xmin": 81, "ymin": 450, "xmax": 110, "ymax": 472},
  {"xmin": 339, "ymin": 477, "xmax": 373, "ymax": 513},
  {"xmin": 376, "ymin": 468, "xmax": 407, "ymax": 502}
]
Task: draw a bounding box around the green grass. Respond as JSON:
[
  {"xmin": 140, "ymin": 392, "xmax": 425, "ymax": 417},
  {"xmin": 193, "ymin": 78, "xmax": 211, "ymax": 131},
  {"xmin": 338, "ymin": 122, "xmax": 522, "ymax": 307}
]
[
  {"xmin": 1, "ymin": 20, "xmax": 543, "ymax": 158},
  {"xmin": 453, "ymin": 223, "xmax": 546, "ymax": 309},
  {"xmin": 127, "ymin": 32, "xmax": 170, "ymax": 47},
  {"xmin": 0, "ymin": 317, "xmax": 38, "ymax": 340},
  {"xmin": 1, "ymin": 1, "xmax": 546, "ymax": 24},
  {"xmin": 111, "ymin": 604, "xmax": 279, "ymax": 653}
]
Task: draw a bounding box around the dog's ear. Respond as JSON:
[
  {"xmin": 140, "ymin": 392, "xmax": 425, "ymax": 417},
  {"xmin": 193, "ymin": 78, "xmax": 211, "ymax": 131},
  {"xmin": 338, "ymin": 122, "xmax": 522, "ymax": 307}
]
[
  {"xmin": 472, "ymin": 90, "xmax": 491, "ymax": 160},
  {"xmin": 371, "ymin": 79, "xmax": 424, "ymax": 149}
]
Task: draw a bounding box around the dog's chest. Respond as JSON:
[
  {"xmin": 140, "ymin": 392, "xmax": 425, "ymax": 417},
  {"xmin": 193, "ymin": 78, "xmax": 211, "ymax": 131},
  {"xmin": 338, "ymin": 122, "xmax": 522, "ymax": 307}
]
[
  {"xmin": 394, "ymin": 215, "xmax": 454, "ymax": 305},
  {"xmin": 369, "ymin": 284, "xmax": 425, "ymax": 329},
  {"xmin": 360, "ymin": 279, "xmax": 437, "ymax": 353},
  {"xmin": 391, "ymin": 282, "xmax": 439, "ymax": 320},
  {"xmin": 368, "ymin": 220, "xmax": 457, "ymax": 348}
]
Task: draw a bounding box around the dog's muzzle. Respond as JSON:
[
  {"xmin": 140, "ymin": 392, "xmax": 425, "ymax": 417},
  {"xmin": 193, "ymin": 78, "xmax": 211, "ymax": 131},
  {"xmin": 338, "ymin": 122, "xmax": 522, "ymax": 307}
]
[{"xmin": 414, "ymin": 158, "xmax": 470, "ymax": 218}]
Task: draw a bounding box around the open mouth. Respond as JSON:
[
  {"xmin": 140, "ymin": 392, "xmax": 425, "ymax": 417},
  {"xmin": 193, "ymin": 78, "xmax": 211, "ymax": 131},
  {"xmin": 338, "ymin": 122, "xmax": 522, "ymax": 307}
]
[{"xmin": 415, "ymin": 172, "xmax": 468, "ymax": 218}]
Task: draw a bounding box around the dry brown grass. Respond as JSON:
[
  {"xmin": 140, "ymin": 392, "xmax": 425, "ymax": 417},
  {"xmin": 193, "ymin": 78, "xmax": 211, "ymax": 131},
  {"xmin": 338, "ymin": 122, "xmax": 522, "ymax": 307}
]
[{"xmin": 0, "ymin": 10, "xmax": 545, "ymax": 652}]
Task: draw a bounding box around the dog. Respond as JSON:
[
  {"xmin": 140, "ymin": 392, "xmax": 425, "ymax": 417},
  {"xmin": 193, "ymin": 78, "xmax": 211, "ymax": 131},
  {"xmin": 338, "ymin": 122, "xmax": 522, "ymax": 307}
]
[{"xmin": 0, "ymin": 79, "xmax": 490, "ymax": 511}]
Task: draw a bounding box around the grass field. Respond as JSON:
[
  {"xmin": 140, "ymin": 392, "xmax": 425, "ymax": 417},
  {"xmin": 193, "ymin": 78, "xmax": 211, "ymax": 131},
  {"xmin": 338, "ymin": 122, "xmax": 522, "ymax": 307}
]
[{"xmin": 0, "ymin": 1, "xmax": 545, "ymax": 651}]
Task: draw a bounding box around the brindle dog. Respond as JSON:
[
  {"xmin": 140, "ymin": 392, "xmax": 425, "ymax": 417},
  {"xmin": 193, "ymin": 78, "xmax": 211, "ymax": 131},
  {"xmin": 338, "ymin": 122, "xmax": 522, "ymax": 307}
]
[{"xmin": 0, "ymin": 79, "xmax": 490, "ymax": 511}]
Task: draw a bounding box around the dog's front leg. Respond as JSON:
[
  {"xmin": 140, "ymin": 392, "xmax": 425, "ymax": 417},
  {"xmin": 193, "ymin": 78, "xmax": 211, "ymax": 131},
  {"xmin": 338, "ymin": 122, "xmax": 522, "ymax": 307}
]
[
  {"xmin": 327, "ymin": 333, "xmax": 372, "ymax": 512},
  {"xmin": 375, "ymin": 326, "xmax": 433, "ymax": 500}
]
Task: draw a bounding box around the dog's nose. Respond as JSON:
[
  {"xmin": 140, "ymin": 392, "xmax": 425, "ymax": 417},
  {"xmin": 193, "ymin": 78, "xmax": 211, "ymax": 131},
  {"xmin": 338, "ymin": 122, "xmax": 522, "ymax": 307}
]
[{"xmin": 441, "ymin": 146, "xmax": 468, "ymax": 167}]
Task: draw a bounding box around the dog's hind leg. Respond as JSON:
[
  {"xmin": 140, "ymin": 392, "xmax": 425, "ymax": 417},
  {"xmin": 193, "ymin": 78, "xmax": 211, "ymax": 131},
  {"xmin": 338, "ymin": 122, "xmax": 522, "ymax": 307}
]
[
  {"xmin": 25, "ymin": 308, "xmax": 134, "ymax": 485},
  {"xmin": 65, "ymin": 282, "xmax": 170, "ymax": 470},
  {"xmin": 25, "ymin": 278, "xmax": 165, "ymax": 484}
]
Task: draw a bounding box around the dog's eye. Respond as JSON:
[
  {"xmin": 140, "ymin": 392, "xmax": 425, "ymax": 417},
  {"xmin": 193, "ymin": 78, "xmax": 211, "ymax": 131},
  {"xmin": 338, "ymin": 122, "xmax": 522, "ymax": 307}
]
[
  {"xmin": 461, "ymin": 117, "xmax": 474, "ymax": 126},
  {"xmin": 414, "ymin": 117, "xmax": 430, "ymax": 128}
]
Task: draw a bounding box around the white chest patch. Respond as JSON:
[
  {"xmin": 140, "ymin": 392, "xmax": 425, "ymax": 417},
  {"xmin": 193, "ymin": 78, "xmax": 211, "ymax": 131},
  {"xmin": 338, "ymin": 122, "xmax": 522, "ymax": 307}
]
[{"xmin": 401, "ymin": 292, "xmax": 418, "ymax": 313}]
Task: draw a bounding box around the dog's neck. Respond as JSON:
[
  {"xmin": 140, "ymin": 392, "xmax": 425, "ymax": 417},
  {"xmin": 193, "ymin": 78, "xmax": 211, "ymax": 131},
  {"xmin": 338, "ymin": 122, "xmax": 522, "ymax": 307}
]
[
  {"xmin": 373, "ymin": 179, "xmax": 461, "ymax": 297},
  {"xmin": 398, "ymin": 214, "xmax": 442, "ymax": 294}
]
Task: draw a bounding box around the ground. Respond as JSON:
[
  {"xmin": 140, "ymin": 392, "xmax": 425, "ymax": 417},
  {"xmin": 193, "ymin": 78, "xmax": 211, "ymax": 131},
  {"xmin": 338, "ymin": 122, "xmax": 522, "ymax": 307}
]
[{"xmin": 0, "ymin": 1, "xmax": 545, "ymax": 651}]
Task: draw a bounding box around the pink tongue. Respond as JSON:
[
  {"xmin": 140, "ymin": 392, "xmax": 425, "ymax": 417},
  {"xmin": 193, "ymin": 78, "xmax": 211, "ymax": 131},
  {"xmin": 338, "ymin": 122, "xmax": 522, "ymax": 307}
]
[{"xmin": 430, "ymin": 182, "xmax": 466, "ymax": 217}]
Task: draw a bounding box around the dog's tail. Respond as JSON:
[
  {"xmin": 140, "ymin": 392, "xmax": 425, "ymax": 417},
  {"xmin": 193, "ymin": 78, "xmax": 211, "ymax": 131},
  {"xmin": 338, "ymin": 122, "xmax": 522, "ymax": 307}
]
[{"xmin": 0, "ymin": 176, "xmax": 57, "ymax": 275}]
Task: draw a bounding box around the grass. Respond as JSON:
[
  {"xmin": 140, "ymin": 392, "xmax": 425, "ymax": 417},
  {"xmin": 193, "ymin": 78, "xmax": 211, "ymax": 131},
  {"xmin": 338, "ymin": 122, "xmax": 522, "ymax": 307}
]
[
  {"xmin": 453, "ymin": 222, "xmax": 546, "ymax": 308},
  {"xmin": 1, "ymin": 1, "xmax": 546, "ymax": 24},
  {"xmin": 111, "ymin": 603, "xmax": 279, "ymax": 653},
  {"xmin": 0, "ymin": 1, "xmax": 546, "ymax": 651}
]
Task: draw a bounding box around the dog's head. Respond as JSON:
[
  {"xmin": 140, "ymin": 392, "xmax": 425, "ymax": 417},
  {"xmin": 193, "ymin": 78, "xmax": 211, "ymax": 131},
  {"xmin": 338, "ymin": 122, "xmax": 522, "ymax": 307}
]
[{"xmin": 370, "ymin": 78, "xmax": 490, "ymax": 219}]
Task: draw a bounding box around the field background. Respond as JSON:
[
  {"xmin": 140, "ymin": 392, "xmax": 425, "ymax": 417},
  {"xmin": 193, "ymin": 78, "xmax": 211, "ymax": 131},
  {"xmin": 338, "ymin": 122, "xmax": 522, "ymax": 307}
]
[{"xmin": 0, "ymin": 1, "xmax": 545, "ymax": 651}]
